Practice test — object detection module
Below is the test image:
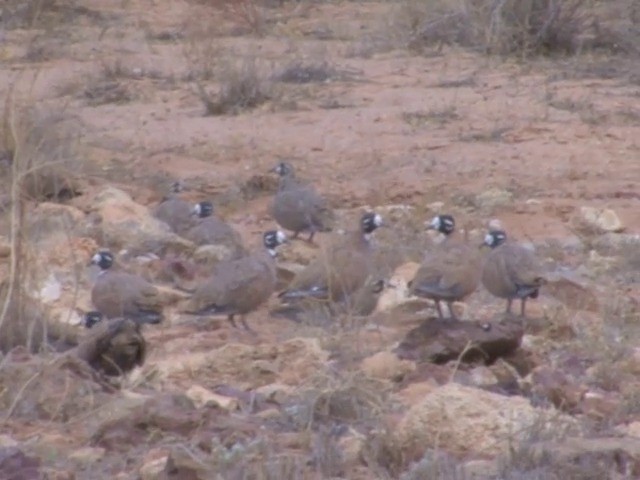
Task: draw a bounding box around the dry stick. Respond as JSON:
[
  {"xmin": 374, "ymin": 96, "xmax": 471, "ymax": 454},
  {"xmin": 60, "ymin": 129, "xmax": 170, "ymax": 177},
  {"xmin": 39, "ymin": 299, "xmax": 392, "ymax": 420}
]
[
  {"xmin": 0, "ymin": 84, "xmax": 22, "ymax": 336},
  {"xmin": 3, "ymin": 371, "xmax": 41, "ymax": 422}
]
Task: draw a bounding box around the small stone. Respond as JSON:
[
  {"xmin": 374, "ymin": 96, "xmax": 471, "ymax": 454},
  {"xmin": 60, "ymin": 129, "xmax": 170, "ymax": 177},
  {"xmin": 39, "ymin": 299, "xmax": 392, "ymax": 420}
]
[
  {"xmin": 576, "ymin": 206, "xmax": 624, "ymax": 233},
  {"xmin": 361, "ymin": 351, "xmax": 415, "ymax": 381},
  {"xmin": 468, "ymin": 366, "xmax": 499, "ymax": 388},
  {"xmin": 255, "ymin": 383, "xmax": 294, "ymax": 404},
  {"xmin": 185, "ymin": 385, "xmax": 238, "ymax": 411},
  {"xmin": 69, "ymin": 446, "xmax": 105, "ymax": 464},
  {"xmin": 140, "ymin": 456, "xmax": 167, "ymax": 480}
]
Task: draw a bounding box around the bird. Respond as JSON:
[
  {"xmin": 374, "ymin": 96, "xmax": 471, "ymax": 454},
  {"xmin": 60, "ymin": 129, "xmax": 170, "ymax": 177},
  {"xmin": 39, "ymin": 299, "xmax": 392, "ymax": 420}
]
[
  {"xmin": 89, "ymin": 250, "xmax": 164, "ymax": 324},
  {"xmin": 408, "ymin": 214, "xmax": 482, "ymax": 320},
  {"xmin": 181, "ymin": 230, "xmax": 288, "ymax": 331},
  {"xmin": 73, "ymin": 317, "xmax": 146, "ymax": 376},
  {"xmin": 182, "ymin": 201, "xmax": 246, "ymax": 259},
  {"xmin": 278, "ymin": 212, "xmax": 383, "ymax": 307},
  {"xmin": 481, "ymin": 229, "xmax": 547, "ymax": 317},
  {"xmin": 152, "ymin": 180, "xmax": 197, "ymax": 234},
  {"xmin": 271, "ymin": 162, "xmax": 335, "ymax": 242}
]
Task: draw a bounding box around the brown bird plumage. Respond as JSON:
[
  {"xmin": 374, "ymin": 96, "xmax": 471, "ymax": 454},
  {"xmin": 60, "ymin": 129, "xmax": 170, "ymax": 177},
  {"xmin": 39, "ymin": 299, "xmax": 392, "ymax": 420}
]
[
  {"xmin": 481, "ymin": 229, "xmax": 547, "ymax": 317},
  {"xmin": 90, "ymin": 251, "xmax": 164, "ymax": 324},
  {"xmin": 152, "ymin": 181, "xmax": 197, "ymax": 234},
  {"xmin": 278, "ymin": 212, "xmax": 383, "ymax": 306},
  {"xmin": 409, "ymin": 214, "xmax": 482, "ymax": 320},
  {"xmin": 73, "ymin": 317, "xmax": 146, "ymax": 376},
  {"xmin": 183, "ymin": 202, "xmax": 246, "ymax": 259},
  {"xmin": 271, "ymin": 162, "xmax": 335, "ymax": 242},
  {"xmin": 182, "ymin": 230, "xmax": 288, "ymax": 331}
]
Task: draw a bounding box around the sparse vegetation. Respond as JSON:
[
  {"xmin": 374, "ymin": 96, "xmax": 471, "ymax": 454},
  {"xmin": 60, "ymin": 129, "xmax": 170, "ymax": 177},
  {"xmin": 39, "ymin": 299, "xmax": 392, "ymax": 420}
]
[
  {"xmin": 194, "ymin": 56, "xmax": 276, "ymax": 115},
  {"xmin": 391, "ymin": 0, "xmax": 640, "ymax": 57}
]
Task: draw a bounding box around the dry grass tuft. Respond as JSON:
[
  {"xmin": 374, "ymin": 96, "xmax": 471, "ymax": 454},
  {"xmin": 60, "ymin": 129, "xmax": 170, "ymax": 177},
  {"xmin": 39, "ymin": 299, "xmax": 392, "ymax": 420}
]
[
  {"xmin": 390, "ymin": 0, "xmax": 639, "ymax": 57},
  {"xmin": 195, "ymin": 56, "xmax": 275, "ymax": 115},
  {"xmin": 287, "ymin": 369, "xmax": 389, "ymax": 430}
]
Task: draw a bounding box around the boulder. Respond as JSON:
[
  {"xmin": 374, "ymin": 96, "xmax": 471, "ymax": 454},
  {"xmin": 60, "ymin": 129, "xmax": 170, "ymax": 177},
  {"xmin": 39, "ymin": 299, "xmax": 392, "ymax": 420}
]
[
  {"xmin": 397, "ymin": 383, "xmax": 580, "ymax": 458},
  {"xmin": 394, "ymin": 316, "xmax": 524, "ymax": 364},
  {"xmin": 574, "ymin": 206, "xmax": 624, "ymax": 233},
  {"xmin": 87, "ymin": 186, "xmax": 195, "ymax": 255}
]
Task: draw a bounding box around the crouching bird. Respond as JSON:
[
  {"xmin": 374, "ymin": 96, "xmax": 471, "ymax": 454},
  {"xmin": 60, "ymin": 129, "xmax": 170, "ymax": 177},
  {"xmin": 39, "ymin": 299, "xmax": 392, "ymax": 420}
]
[
  {"xmin": 73, "ymin": 316, "xmax": 146, "ymax": 376},
  {"xmin": 89, "ymin": 250, "xmax": 164, "ymax": 325}
]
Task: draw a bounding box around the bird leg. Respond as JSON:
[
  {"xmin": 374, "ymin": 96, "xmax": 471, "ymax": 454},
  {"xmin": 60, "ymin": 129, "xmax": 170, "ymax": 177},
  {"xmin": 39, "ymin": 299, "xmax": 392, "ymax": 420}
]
[
  {"xmin": 292, "ymin": 231, "xmax": 300, "ymax": 240},
  {"xmin": 228, "ymin": 314, "xmax": 239, "ymax": 329},
  {"xmin": 239, "ymin": 316, "xmax": 257, "ymax": 335},
  {"xmin": 520, "ymin": 298, "xmax": 527, "ymax": 317},
  {"xmin": 307, "ymin": 230, "xmax": 316, "ymax": 243},
  {"xmin": 505, "ymin": 299, "xmax": 513, "ymax": 315},
  {"xmin": 434, "ymin": 301, "xmax": 444, "ymax": 319},
  {"xmin": 446, "ymin": 302, "xmax": 458, "ymax": 321}
]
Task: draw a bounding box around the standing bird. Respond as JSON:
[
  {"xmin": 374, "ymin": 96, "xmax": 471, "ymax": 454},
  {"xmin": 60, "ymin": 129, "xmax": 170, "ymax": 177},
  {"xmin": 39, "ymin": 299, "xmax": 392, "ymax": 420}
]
[
  {"xmin": 183, "ymin": 201, "xmax": 246, "ymax": 259},
  {"xmin": 481, "ymin": 229, "xmax": 547, "ymax": 317},
  {"xmin": 90, "ymin": 251, "xmax": 164, "ymax": 324},
  {"xmin": 271, "ymin": 162, "xmax": 335, "ymax": 242},
  {"xmin": 278, "ymin": 212, "xmax": 383, "ymax": 307},
  {"xmin": 408, "ymin": 214, "xmax": 482, "ymax": 320},
  {"xmin": 182, "ymin": 230, "xmax": 288, "ymax": 331},
  {"xmin": 73, "ymin": 317, "xmax": 146, "ymax": 376}
]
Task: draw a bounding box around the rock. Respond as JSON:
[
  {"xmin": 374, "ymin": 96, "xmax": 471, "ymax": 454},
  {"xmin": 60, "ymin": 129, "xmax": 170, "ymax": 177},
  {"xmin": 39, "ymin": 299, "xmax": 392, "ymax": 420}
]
[
  {"xmin": 361, "ymin": 351, "xmax": 415, "ymax": 381},
  {"xmin": 623, "ymin": 421, "xmax": 640, "ymax": 439},
  {"xmin": 375, "ymin": 262, "xmax": 420, "ymax": 313},
  {"xmin": 87, "ymin": 186, "xmax": 195, "ymax": 255},
  {"xmin": 185, "ymin": 385, "xmax": 238, "ymax": 411},
  {"xmin": 467, "ymin": 365, "xmax": 499, "ymax": 388},
  {"xmin": 579, "ymin": 390, "xmax": 621, "ymax": 420},
  {"xmin": 69, "ymin": 446, "xmax": 105, "ymax": 464},
  {"xmin": 476, "ymin": 188, "xmax": 513, "ymax": 211},
  {"xmin": 575, "ymin": 206, "xmax": 624, "ymax": 233},
  {"xmin": 394, "ymin": 381, "xmax": 437, "ymax": 407},
  {"xmin": 591, "ymin": 232, "xmax": 640, "ymax": 255},
  {"xmin": 0, "ymin": 436, "xmax": 18, "ymax": 448},
  {"xmin": 37, "ymin": 273, "xmax": 62, "ymax": 304},
  {"xmin": 255, "ymin": 383, "xmax": 295, "ymax": 405},
  {"xmin": 140, "ymin": 456, "xmax": 168, "ymax": 480},
  {"xmin": 338, "ymin": 430, "xmax": 366, "ymax": 467},
  {"xmin": 397, "ymin": 383, "xmax": 580, "ymax": 458},
  {"xmin": 163, "ymin": 447, "xmax": 210, "ymax": 479},
  {"xmin": 586, "ymin": 249, "xmax": 617, "ymax": 274},
  {"xmin": 527, "ymin": 365, "xmax": 586, "ymax": 412},
  {"xmin": 527, "ymin": 437, "xmax": 640, "ymax": 477},
  {"xmin": 394, "ymin": 316, "xmax": 524, "ymax": 364},
  {"xmin": 0, "ymin": 447, "xmax": 41, "ymax": 480}
]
